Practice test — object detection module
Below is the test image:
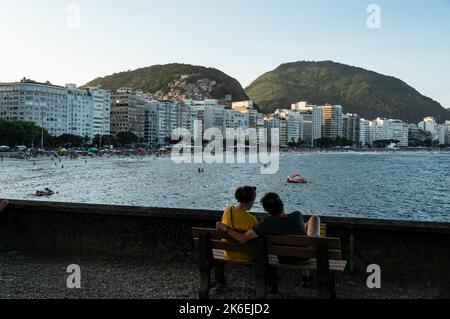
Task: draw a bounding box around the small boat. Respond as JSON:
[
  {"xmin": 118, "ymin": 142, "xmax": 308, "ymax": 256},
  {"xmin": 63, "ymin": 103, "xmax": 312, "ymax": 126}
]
[
  {"xmin": 35, "ymin": 188, "xmax": 55, "ymax": 197},
  {"xmin": 287, "ymin": 173, "xmax": 307, "ymax": 184}
]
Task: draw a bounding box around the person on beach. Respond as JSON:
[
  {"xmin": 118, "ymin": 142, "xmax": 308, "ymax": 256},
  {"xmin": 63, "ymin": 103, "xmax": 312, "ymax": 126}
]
[
  {"xmin": 221, "ymin": 186, "xmax": 258, "ymax": 261},
  {"xmin": 0, "ymin": 200, "xmax": 9, "ymax": 213},
  {"xmin": 217, "ymin": 193, "xmax": 321, "ymax": 264}
]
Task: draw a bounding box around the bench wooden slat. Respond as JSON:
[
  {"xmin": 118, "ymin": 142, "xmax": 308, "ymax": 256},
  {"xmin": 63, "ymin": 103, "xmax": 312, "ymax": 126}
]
[
  {"xmin": 270, "ymin": 258, "xmax": 347, "ymax": 272},
  {"xmin": 192, "ymin": 228, "xmax": 237, "ymax": 241},
  {"xmin": 213, "ymin": 250, "xmax": 254, "ymax": 265},
  {"xmin": 267, "ymin": 235, "xmax": 341, "ymax": 250},
  {"xmin": 267, "ymin": 245, "xmax": 342, "ymax": 260},
  {"xmin": 193, "ymin": 228, "xmax": 341, "ymax": 249},
  {"xmin": 212, "ymin": 250, "xmax": 346, "ymax": 272},
  {"xmin": 194, "ymin": 239, "xmax": 256, "ymax": 254}
]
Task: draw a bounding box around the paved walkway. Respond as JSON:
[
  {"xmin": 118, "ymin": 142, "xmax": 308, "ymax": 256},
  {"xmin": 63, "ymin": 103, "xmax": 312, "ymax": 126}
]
[{"xmin": 0, "ymin": 251, "xmax": 447, "ymax": 299}]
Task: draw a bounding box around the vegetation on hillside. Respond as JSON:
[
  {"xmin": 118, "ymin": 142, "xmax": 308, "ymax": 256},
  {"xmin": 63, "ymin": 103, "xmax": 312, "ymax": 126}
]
[
  {"xmin": 83, "ymin": 63, "xmax": 249, "ymax": 102},
  {"xmin": 245, "ymin": 61, "xmax": 450, "ymax": 123}
]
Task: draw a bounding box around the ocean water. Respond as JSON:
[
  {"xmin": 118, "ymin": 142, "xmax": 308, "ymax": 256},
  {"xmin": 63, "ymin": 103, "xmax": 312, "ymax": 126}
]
[{"xmin": 0, "ymin": 152, "xmax": 449, "ymax": 222}]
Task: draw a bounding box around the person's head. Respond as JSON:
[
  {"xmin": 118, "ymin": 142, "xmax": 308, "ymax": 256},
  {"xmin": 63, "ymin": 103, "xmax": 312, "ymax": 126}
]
[
  {"xmin": 261, "ymin": 193, "xmax": 284, "ymax": 216},
  {"xmin": 235, "ymin": 186, "xmax": 257, "ymax": 210}
]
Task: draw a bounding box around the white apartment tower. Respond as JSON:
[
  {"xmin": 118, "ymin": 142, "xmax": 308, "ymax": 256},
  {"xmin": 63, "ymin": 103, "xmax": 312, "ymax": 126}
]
[
  {"xmin": 0, "ymin": 79, "xmax": 106, "ymax": 140},
  {"xmin": 88, "ymin": 87, "xmax": 111, "ymax": 137}
]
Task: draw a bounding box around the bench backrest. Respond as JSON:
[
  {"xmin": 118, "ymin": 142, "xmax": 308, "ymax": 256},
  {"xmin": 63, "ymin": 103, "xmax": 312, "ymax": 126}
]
[
  {"xmin": 192, "ymin": 227, "xmax": 258, "ymax": 254},
  {"xmin": 191, "ymin": 228, "xmax": 342, "ymax": 260},
  {"xmin": 266, "ymin": 235, "xmax": 342, "ymax": 260}
]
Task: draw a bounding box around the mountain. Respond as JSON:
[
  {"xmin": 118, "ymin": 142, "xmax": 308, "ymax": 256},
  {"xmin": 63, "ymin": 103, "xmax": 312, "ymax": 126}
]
[
  {"xmin": 83, "ymin": 63, "xmax": 248, "ymax": 102},
  {"xmin": 245, "ymin": 61, "xmax": 450, "ymax": 123}
]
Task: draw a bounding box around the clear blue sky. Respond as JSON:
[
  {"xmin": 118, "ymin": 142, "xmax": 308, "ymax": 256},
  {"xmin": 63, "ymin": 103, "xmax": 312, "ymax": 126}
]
[{"xmin": 1, "ymin": 0, "xmax": 449, "ymax": 107}]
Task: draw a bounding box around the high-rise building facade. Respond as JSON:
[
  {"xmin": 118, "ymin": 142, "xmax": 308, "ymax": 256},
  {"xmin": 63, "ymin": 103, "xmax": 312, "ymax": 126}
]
[
  {"xmin": 144, "ymin": 100, "xmax": 181, "ymax": 147},
  {"xmin": 232, "ymin": 100, "xmax": 254, "ymax": 113},
  {"xmin": 321, "ymin": 104, "xmax": 343, "ymax": 139},
  {"xmin": 312, "ymin": 106, "xmax": 323, "ymax": 142},
  {"xmin": 369, "ymin": 118, "xmax": 409, "ymax": 147},
  {"xmin": 300, "ymin": 111, "xmax": 313, "ymax": 146},
  {"xmin": 286, "ymin": 116, "xmax": 301, "ymax": 144},
  {"xmin": 418, "ymin": 117, "xmax": 438, "ymax": 140},
  {"xmin": 66, "ymin": 84, "xmax": 93, "ymax": 139},
  {"xmin": 360, "ymin": 119, "xmax": 370, "ymax": 146},
  {"xmin": 437, "ymin": 124, "xmax": 447, "ymax": 146},
  {"xmin": 88, "ymin": 87, "xmax": 111, "ymax": 137},
  {"xmin": 0, "ymin": 79, "xmax": 69, "ymax": 137},
  {"xmin": 223, "ymin": 109, "xmax": 249, "ymax": 130},
  {"xmin": 0, "ymin": 79, "xmax": 104, "ymax": 140},
  {"xmin": 342, "ymin": 113, "xmax": 361, "ymax": 146},
  {"xmin": 445, "ymin": 121, "xmax": 450, "ymax": 146},
  {"xmin": 110, "ymin": 88, "xmax": 145, "ymax": 140}
]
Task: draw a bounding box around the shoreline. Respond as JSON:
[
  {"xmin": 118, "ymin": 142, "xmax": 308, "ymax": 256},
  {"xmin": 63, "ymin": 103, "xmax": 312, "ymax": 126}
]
[{"xmin": 1, "ymin": 147, "xmax": 449, "ymax": 161}]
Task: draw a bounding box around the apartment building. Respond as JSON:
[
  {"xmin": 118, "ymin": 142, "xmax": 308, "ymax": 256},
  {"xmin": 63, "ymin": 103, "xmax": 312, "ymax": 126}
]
[
  {"xmin": 342, "ymin": 113, "xmax": 361, "ymax": 145},
  {"xmin": 110, "ymin": 88, "xmax": 146, "ymax": 140},
  {"xmin": 0, "ymin": 79, "xmax": 108, "ymax": 140}
]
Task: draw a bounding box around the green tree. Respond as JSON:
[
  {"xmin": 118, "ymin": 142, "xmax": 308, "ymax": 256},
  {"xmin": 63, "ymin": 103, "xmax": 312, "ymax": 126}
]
[
  {"xmin": 0, "ymin": 120, "xmax": 51, "ymax": 147},
  {"xmin": 115, "ymin": 131, "xmax": 139, "ymax": 146},
  {"xmin": 93, "ymin": 134, "xmax": 116, "ymax": 147},
  {"xmin": 53, "ymin": 134, "xmax": 84, "ymax": 148}
]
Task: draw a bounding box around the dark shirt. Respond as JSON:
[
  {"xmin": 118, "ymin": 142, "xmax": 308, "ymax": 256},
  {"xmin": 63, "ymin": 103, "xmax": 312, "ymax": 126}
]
[{"xmin": 252, "ymin": 212, "xmax": 308, "ymax": 264}]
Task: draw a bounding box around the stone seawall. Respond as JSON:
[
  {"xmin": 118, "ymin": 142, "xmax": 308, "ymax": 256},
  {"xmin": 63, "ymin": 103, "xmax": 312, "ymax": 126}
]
[{"xmin": 1, "ymin": 200, "xmax": 450, "ymax": 283}]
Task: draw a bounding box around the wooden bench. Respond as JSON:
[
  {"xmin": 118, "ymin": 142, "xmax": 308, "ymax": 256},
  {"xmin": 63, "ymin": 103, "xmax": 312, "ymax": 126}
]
[{"xmin": 192, "ymin": 227, "xmax": 347, "ymax": 299}]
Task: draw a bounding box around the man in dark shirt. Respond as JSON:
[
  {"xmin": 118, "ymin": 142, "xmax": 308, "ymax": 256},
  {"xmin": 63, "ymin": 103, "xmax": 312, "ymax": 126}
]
[{"xmin": 216, "ymin": 193, "xmax": 320, "ymax": 247}]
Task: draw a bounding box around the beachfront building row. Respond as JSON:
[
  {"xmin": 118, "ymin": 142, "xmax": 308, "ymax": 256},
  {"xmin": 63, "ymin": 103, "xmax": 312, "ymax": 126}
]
[
  {"xmin": 272, "ymin": 103, "xmax": 349, "ymax": 147},
  {"xmin": 0, "ymin": 79, "xmax": 111, "ymax": 139},
  {"xmin": 1, "ymin": 79, "xmax": 449, "ymax": 148},
  {"xmin": 418, "ymin": 117, "xmax": 450, "ymax": 146},
  {"xmin": 271, "ymin": 103, "xmax": 423, "ymax": 148},
  {"xmin": 131, "ymin": 96, "xmax": 266, "ymax": 147}
]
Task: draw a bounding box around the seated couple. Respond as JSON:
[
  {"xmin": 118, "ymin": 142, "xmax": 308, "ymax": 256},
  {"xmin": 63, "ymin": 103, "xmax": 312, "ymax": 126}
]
[{"xmin": 217, "ymin": 187, "xmax": 320, "ymax": 262}]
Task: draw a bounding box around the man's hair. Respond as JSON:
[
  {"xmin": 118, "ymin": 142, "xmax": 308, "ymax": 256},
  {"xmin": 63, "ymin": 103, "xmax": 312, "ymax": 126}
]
[
  {"xmin": 235, "ymin": 186, "xmax": 257, "ymax": 204},
  {"xmin": 261, "ymin": 193, "xmax": 284, "ymax": 216}
]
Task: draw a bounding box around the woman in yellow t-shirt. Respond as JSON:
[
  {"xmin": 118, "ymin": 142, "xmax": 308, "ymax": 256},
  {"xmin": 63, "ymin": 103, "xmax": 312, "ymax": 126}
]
[{"xmin": 221, "ymin": 186, "xmax": 258, "ymax": 261}]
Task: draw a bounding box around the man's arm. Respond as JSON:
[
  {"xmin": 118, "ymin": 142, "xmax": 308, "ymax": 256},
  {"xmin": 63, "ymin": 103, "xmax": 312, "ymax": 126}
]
[{"xmin": 216, "ymin": 222, "xmax": 259, "ymax": 244}]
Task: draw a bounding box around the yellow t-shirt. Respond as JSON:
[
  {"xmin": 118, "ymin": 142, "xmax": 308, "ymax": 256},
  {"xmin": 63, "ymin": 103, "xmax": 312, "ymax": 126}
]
[{"xmin": 221, "ymin": 205, "xmax": 258, "ymax": 261}]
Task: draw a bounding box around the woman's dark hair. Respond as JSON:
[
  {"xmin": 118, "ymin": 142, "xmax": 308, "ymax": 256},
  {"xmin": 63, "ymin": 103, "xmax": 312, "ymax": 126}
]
[
  {"xmin": 261, "ymin": 193, "xmax": 284, "ymax": 216},
  {"xmin": 235, "ymin": 186, "xmax": 257, "ymax": 204}
]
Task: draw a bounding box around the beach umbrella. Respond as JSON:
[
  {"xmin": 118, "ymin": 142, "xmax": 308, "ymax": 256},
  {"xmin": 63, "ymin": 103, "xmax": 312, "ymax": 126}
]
[
  {"xmin": 136, "ymin": 147, "xmax": 145, "ymax": 153},
  {"xmin": 88, "ymin": 147, "xmax": 98, "ymax": 153}
]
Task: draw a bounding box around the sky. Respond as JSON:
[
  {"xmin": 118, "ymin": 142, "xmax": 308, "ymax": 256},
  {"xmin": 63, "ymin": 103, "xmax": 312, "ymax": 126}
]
[{"xmin": 0, "ymin": 0, "xmax": 449, "ymax": 107}]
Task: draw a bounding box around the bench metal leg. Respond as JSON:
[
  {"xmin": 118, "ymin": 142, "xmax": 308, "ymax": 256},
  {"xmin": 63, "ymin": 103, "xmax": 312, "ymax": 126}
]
[
  {"xmin": 254, "ymin": 238, "xmax": 268, "ymax": 299},
  {"xmin": 317, "ymin": 242, "xmax": 336, "ymax": 299},
  {"xmin": 198, "ymin": 234, "xmax": 214, "ymax": 299},
  {"xmin": 349, "ymin": 230, "xmax": 356, "ymax": 273},
  {"xmin": 255, "ymin": 275, "xmax": 267, "ymax": 299},
  {"xmin": 199, "ymin": 266, "xmax": 212, "ymax": 299},
  {"xmin": 214, "ymin": 262, "xmax": 226, "ymax": 286},
  {"xmin": 318, "ymin": 280, "xmax": 330, "ymax": 299},
  {"xmin": 329, "ymin": 273, "xmax": 337, "ymax": 299},
  {"xmin": 318, "ymin": 273, "xmax": 337, "ymax": 299},
  {"xmin": 268, "ymin": 267, "xmax": 279, "ymax": 294}
]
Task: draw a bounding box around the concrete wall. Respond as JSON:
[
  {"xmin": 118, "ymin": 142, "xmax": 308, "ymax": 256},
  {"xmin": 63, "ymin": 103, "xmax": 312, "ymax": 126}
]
[{"xmin": 1, "ymin": 200, "xmax": 450, "ymax": 283}]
